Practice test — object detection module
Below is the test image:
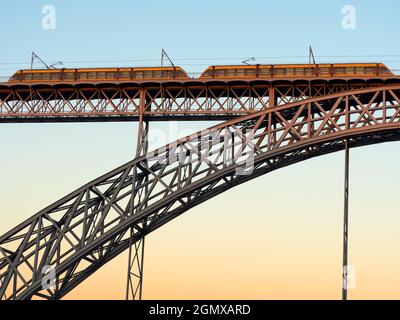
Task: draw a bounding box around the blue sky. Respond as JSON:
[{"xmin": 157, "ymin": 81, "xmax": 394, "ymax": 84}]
[{"xmin": 1, "ymin": 0, "xmax": 400, "ymax": 77}]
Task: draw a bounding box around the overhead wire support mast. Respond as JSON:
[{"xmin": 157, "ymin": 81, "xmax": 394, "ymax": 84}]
[
  {"xmin": 161, "ymin": 49, "xmax": 176, "ymax": 68},
  {"xmin": 31, "ymin": 52, "xmax": 51, "ymax": 70},
  {"xmin": 309, "ymin": 45, "xmax": 316, "ymax": 64}
]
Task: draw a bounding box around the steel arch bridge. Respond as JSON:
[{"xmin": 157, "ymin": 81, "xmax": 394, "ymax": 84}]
[{"xmin": 2, "ymin": 84, "xmax": 400, "ymax": 300}]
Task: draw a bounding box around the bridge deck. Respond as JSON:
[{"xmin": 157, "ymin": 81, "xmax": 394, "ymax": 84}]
[{"xmin": 1, "ymin": 77, "xmax": 400, "ymax": 122}]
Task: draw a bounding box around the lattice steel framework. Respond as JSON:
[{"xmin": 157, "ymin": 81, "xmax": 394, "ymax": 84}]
[
  {"xmin": 126, "ymin": 112, "xmax": 149, "ymax": 300},
  {"xmin": 2, "ymin": 85, "xmax": 400, "ymax": 299},
  {"xmin": 1, "ymin": 79, "xmax": 399, "ymax": 122}
]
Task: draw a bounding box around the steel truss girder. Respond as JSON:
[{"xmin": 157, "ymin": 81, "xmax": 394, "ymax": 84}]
[
  {"xmin": 2, "ymin": 86, "xmax": 400, "ymax": 299},
  {"xmin": 0, "ymin": 81, "xmax": 396, "ymax": 122}
]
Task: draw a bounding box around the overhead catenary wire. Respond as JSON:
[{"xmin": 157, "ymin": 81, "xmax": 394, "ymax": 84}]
[
  {"xmin": 3, "ymin": 53, "xmax": 400, "ymax": 66},
  {"xmin": 2, "ymin": 54, "xmax": 400, "ymax": 77}
]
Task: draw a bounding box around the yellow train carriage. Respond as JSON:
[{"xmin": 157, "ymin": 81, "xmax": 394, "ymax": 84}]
[
  {"xmin": 8, "ymin": 66, "xmax": 189, "ymax": 83},
  {"xmin": 7, "ymin": 63, "xmax": 394, "ymax": 83},
  {"xmin": 199, "ymin": 63, "xmax": 393, "ymax": 79}
]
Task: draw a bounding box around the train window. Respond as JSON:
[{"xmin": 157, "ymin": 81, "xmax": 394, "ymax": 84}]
[
  {"xmin": 224, "ymin": 69, "xmax": 234, "ymax": 77},
  {"xmin": 140, "ymin": 71, "xmax": 147, "ymax": 78},
  {"xmin": 142, "ymin": 70, "xmax": 153, "ymax": 78},
  {"xmin": 95, "ymin": 72, "xmax": 105, "ymax": 79},
  {"xmin": 318, "ymin": 67, "xmax": 330, "ymax": 76},
  {"xmin": 236, "ymin": 69, "xmax": 245, "ymax": 77},
  {"xmin": 335, "ymin": 67, "xmax": 345, "ymax": 75},
  {"xmin": 79, "ymin": 72, "xmax": 89, "ymax": 80},
  {"xmin": 273, "ymin": 68, "xmax": 285, "ymax": 76},
  {"xmin": 285, "ymin": 68, "xmax": 294, "ymax": 76},
  {"xmin": 35, "ymin": 73, "xmax": 51, "ymax": 80},
  {"xmin": 178, "ymin": 70, "xmax": 187, "ymax": 79},
  {"xmin": 293, "ymin": 68, "xmax": 303, "ymax": 76},
  {"xmin": 50, "ymin": 73, "xmax": 60, "ymax": 80},
  {"xmin": 216, "ymin": 70, "xmax": 226, "ymax": 77},
  {"xmin": 134, "ymin": 71, "xmax": 144, "ymax": 79},
  {"xmin": 345, "ymin": 67, "xmax": 355, "ymax": 75},
  {"xmin": 214, "ymin": 70, "xmax": 222, "ymax": 77},
  {"xmin": 302, "ymin": 68, "xmax": 312, "ymax": 76},
  {"xmin": 379, "ymin": 67, "xmax": 391, "ymax": 74},
  {"xmin": 64, "ymin": 72, "xmax": 75, "ymax": 80},
  {"xmin": 245, "ymin": 69, "xmax": 255, "ymax": 76},
  {"xmin": 119, "ymin": 71, "xmax": 130, "ymax": 79},
  {"xmin": 202, "ymin": 70, "xmax": 212, "ymax": 78},
  {"xmin": 105, "ymin": 72, "xmax": 115, "ymax": 79},
  {"xmin": 364, "ymin": 67, "xmax": 373, "ymax": 75},
  {"xmin": 160, "ymin": 70, "xmax": 169, "ymax": 78},
  {"xmin": 9, "ymin": 73, "xmax": 19, "ymax": 81},
  {"xmin": 259, "ymin": 67, "xmax": 271, "ymax": 77},
  {"xmin": 355, "ymin": 67, "xmax": 364, "ymax": 75}
]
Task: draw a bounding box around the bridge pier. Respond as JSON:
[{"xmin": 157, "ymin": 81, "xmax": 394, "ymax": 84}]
[
  {"xmin": 126, "ymin": 230, "xmax": 146, "ymax": 300},
  {"xmin": 126, "ymin": 95, "xmax": 148, "ymax": 300},
  {"xmin": 342, "ymin": 139, "xmax": 349, "ymax": 300}
]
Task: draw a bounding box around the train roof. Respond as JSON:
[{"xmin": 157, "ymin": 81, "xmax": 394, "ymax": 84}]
[
  {"xmin": 206, "ymin": 62, "xmax": 389, "ymax": 68},
  {"xmin": 15, "ymin": 66, "xmax": 186, "ymax": 73}
]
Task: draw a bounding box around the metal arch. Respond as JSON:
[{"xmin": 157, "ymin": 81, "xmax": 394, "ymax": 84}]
[{"xmin": 2, "ymin": 86, "xmax": 400, "ymax": 299}]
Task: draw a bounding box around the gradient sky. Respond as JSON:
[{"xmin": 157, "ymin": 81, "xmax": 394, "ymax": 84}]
[{"xmin": 1, "ymin": 0, "xmax": 400, "ymax": 300}]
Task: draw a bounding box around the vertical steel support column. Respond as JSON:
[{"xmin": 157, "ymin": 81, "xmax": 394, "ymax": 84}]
[
  {"xmin": 126, "ymin": 88, "xmax": 148, "ymax": 300},
  {"xmin": 269, "ymin": 86, "xmax": 275, "ymax": 108},
  {"xmin": 342, "ymin": 139, "xmax": 349, "ymax": 300}
]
